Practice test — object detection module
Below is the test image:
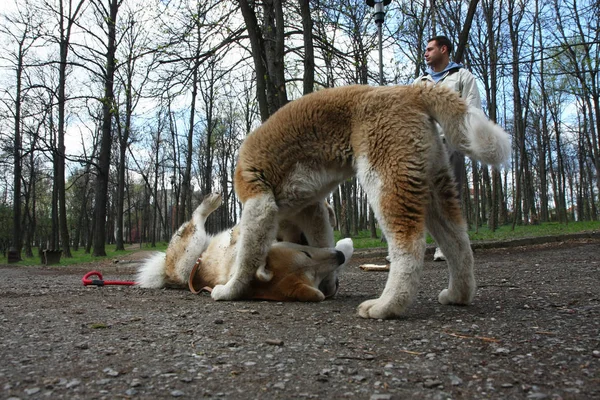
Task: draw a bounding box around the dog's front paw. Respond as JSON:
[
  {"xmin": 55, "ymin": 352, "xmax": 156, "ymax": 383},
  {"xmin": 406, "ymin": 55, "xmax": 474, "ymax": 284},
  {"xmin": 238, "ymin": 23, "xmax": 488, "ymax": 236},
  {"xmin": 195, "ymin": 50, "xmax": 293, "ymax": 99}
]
[
  {"xmin": 211, "ymin": 280, "xmax": 246, "ymax": 301},
  {"xmin": 438, "ymin": 287, "xmax": 475, "ymax": 306},
  {"xmin": 357, "ymin": 298, "xmax": 406, "ymax": 319}
]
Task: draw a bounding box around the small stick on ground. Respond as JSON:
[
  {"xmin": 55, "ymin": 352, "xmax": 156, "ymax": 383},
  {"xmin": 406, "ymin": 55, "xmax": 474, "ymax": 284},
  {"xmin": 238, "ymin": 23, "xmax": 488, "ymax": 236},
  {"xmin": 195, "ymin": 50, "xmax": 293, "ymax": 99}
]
[
  {"xmin": 443, "ymin": 330, "xmax": 500, "ymax": 343},
  {"xmin": 359, "ymin": 264, "xmax": 390, "ymax": 272}
]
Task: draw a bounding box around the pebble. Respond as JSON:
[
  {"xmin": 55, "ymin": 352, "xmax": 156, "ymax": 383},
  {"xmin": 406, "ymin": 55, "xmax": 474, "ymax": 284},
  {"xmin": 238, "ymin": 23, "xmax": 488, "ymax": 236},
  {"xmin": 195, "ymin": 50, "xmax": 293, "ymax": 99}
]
[
  {"xmin": 130, "ymin": 379, "xmax": 142, "ymax": 387},
  {"xmin": 592, "ymin": 350, "xmax": 600, "ymax": 358},
  {"xmin": 272, "ymin": 382, "xmax": 285, "ymax": 389},
  {"xmin": 370, "ymin": 395, "xmax": 392, "ymax": 400},
  {"xmin": 423, "ymin": 379, "xmax": 443, "ymax": 388},
  {"xmin": 125, "ymin": 388, "xmax": 137, "ymax": 396},
  {"xmin": 214, "ymin": 319, "xmax": 224, "ymax": 325},
  {"xmin": 24, "ymin": 387, "xmax": 41, "ymax": 395},
  {"xmin": 103, "ymin": 368, "xmax": 119, "ymax": 377},
  {"xmin": 171, "ymin": 390, "xmax": 185, "ymax": 397},
  {"xmin": 66, "ymin": 379, "xmax": 81, "ymax": 389},
  {"xmin": 449, "ymin": 375, "xmax": 463, "ymax": 386},
  {"xmin": 527, "ymin": 393, "xmax": 549, "ymax": 399}
]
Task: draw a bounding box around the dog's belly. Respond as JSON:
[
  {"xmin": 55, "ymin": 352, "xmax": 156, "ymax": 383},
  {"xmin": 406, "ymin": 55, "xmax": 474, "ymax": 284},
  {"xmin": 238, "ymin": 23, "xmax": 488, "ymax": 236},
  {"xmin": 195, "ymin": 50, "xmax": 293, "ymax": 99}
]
[
  {"xmin": 202, "ymin": 229, "xmax": 237, "ymax": 285},
  {"xmin": 277, "ymin": 164, "xmax": 353, "ymax": 213}
]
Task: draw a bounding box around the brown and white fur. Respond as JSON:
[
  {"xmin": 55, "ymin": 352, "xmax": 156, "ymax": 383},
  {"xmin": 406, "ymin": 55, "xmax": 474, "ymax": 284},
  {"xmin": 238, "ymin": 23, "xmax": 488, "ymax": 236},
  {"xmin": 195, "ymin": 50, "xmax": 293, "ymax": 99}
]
[
  {"xmin": 210, "ymin": 84, "xmax": 511, "ymax": 319},
  {"xmin": 136, "ymin": 193, "xmax": 354, "ymax": 302}
]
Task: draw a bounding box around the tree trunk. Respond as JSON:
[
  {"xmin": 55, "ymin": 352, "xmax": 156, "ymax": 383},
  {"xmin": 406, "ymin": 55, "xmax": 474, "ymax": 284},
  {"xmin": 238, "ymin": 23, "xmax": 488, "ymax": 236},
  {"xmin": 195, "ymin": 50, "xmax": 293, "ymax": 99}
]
[
  {"xmin": 93, "ymin": 0, "xmax": 119, "ymax": 257},
  {"xmin": 453, "ymin": 0, "xmax": 479, "ymax": 63},
  {"xmin": 508, "ymin": 0, "xmax": 525, "ymax": 229},
  {"xmin": 11, "ymin": 42, "xmax": 24, "ymax": 260},
  {"xmin": 181, "ymin": 29, "xmax": 202, "ymax": 225},
  {"xmin": 299, "ymin": 0, "xmax": 314, "ymax": 95},
  {"xmin": 238, "ymin": 0, "xmax": 288, "ymax": 121},
  {"xmin": 57, "ymin": 21, "xmax": 69, "ymax": 257},
  {"xmin": 115, "ymin": 50, "xmax": 134, "ymax": 251},
  {"xmin": 472, "ymin": 160, "xmax": 480, "ymax": 232}
]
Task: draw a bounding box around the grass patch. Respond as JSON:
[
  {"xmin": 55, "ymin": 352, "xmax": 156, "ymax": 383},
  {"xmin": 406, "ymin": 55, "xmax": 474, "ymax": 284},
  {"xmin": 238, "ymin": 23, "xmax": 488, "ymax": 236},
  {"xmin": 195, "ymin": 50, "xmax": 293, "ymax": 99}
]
[
  {"xmin": 335, "ymin": 220, "xmax": 600, "ymax": 250},
  {"xmin": 468, "ymin": 220, "xmax": 600, "ymax": 241},
  {"xmin": 1, "ymin": 242, "xmax": 170, "ymax": 267}
]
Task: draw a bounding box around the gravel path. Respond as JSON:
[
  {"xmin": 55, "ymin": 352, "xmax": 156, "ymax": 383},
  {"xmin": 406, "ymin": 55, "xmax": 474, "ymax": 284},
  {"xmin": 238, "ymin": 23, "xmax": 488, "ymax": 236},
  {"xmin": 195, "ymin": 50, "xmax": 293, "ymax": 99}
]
[{"xmin": 1, "ymin": 238, "xmax": 599, "ymax": 399}]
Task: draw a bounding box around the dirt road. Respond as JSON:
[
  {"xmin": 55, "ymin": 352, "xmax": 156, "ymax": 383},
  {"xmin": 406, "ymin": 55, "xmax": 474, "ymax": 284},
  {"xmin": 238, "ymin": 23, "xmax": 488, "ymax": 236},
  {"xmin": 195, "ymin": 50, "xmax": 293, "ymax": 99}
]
[{"xmin": 1, "ymin": 237, "xmax": 599, "ymax": 399}]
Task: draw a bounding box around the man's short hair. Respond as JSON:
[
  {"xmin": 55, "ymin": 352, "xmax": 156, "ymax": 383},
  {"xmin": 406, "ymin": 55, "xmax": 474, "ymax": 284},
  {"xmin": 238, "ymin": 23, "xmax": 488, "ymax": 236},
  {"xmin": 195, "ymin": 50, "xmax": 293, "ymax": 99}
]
[{"xmin": 428, "ymin": 35, "xmax": 453, "ymax": 55}]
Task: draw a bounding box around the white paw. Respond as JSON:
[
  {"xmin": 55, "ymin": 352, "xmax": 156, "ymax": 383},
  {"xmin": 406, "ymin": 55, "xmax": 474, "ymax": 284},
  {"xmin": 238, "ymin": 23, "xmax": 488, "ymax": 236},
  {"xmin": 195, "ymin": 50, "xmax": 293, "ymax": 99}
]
[
  {"xmin": 335, "ymin": 238, "xmax": 354, "ymax": 262},
  {"xmin": 211, "ymin": 280, "xmax": 245, "ymax": 301},
  {"xmin": 357, "ymin": 298, "xmax": 405, "ymax": 319},
  {"xmin": 438, "ymin": 287, "xmax": 474, "ymax": 305},
  {"xmin": 438, "ymin": 289, "xmax": 452, "ymax": 305},
  {"xmin": 204, "ymin": 192, "xmax": 223, "ymax": 210}
]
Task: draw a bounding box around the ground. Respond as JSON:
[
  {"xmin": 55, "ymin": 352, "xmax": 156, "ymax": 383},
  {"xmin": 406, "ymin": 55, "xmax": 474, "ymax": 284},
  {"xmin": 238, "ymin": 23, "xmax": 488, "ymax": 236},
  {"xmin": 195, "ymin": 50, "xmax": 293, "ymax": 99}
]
[{"xmin": 1, "ymin": 237, "xmax": 599, "ymax": 400}]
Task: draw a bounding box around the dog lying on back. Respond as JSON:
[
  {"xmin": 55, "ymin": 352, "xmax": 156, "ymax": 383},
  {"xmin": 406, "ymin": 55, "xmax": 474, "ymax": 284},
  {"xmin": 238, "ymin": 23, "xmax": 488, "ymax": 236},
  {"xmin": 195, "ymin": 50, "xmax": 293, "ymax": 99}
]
[
  {"xmin": 136, "ymin": 193, "xmax": 353, "ymax": 302},
  {"xmin": 209, "ymin": 84, "xmax": 511, "ymax": 319}
]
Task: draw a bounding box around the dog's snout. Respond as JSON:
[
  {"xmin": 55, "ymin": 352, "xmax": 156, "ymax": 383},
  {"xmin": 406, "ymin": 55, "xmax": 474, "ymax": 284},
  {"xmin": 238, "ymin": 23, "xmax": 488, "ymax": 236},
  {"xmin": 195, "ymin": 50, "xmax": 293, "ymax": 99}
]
[{"xmin": 335, "ymin": 250, "xmax": 345, "ymax": 265}]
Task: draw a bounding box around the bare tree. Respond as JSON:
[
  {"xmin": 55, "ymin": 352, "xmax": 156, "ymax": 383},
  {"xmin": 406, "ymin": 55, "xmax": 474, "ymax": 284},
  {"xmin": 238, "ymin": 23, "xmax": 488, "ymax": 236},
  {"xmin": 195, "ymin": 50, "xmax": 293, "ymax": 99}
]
[
  {"xmin": 44, "ymin": 0, "xmax": 87, "ymax": 257},
  {"xmin": 0, "ymin": 1, "xmax": 43, "ymax": 261},
  {"xmin": 113, "ymin": 5, "xmax": 154, "ymax": 250},
  {"xmin": 91, "ymin": 0, "xmax": 122, "ymax": 257},
  {"xmin": 238, "ymin": 0, "xmax": 288, "ymax": 121}
]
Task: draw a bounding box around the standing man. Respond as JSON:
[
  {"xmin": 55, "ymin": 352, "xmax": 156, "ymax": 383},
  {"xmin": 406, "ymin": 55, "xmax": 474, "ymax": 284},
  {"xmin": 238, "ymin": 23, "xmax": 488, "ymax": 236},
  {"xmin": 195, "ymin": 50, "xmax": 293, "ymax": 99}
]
[{"xmin": 414, "ymin": 35, "xmax": 482, "ymax": 261}]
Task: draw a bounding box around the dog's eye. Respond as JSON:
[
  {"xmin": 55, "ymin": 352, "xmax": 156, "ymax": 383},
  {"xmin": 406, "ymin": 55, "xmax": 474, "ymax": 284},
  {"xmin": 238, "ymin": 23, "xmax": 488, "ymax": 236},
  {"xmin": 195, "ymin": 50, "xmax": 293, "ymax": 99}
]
[{"xmin": 302, "ymin": 251, "xmax": 312, "ymax": 259}]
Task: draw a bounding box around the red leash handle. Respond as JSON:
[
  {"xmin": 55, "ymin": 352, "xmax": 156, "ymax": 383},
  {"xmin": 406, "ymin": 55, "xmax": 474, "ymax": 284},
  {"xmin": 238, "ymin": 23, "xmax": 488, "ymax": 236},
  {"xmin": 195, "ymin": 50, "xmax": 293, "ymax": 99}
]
[{"xmin": 82, "ymin": 271, "xmax": 136, "ymax": 286}]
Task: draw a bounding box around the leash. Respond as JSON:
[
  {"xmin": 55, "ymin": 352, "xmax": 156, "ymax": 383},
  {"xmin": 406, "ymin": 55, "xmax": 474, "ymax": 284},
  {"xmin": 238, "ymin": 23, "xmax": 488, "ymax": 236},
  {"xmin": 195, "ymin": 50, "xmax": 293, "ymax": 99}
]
[
  {"xmin": 188, "ymin": 255, "xmax": 213, "ymax": 294},
  {"xmin": 82, "ymin": 271, "xmax": 136, "ymax": 287}
]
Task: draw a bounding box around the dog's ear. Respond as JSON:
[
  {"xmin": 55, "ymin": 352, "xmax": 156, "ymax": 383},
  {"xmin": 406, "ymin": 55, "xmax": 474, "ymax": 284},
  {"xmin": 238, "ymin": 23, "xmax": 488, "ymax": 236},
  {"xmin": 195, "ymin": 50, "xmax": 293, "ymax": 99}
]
[
  {"xmin": 288, "ymin": 284, "xmax": 326, "ymax": 302},
  {"xmin": 250, "ymin": 274, "xmax": 325, "ymax": 302},
  {"xmin": 273, "ymin": 275, "xmax": 326, "ymax": 302}
]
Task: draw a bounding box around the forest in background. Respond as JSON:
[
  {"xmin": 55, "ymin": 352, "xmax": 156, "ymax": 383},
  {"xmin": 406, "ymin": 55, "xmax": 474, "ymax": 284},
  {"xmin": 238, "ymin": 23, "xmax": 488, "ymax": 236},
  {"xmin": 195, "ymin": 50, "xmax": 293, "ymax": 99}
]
[{"xmin": 0, "ymin": 0, "xmax": 598, "ymax": 261}]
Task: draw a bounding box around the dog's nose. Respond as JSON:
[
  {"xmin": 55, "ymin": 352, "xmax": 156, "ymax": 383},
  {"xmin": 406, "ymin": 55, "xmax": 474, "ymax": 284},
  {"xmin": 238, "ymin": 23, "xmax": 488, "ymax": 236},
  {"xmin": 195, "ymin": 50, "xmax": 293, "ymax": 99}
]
[{"xmin": 336, "ymin": 250, "xmax": 345, "ymax": 265}]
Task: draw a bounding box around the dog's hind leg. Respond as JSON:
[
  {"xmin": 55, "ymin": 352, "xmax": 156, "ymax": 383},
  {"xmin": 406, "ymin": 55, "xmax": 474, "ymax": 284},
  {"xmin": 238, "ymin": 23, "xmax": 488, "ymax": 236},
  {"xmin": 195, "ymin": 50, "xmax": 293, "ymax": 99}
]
[
  {"xmin": 285, "ymin": 202, "xmax": 335, "ymax": 247},
  {"xmin": 211, "ymin": 192, "xmax": 279, "ymax": 300},
  {"xmin": 287, "ymin": 202, "xmax": 338, "ymax": 296},
  {"xmin": 192, "ymin": 192, "xmax": 223, "ymax": 227},
  {"xmin": 426, "ymin": 166, "xmax": 476, "ymax": 305},
  {"xmin": 355, "ymin": 156, "xmax": 428, "ymax": 319}
]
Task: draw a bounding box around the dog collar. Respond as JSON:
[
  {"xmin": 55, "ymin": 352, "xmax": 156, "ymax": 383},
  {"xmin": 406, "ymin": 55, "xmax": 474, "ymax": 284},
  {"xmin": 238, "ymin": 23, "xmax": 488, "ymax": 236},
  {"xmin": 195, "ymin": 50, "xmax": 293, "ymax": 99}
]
[{"xmin": 188, "ymin": 255, "xmax": 213, "ymax": 295}]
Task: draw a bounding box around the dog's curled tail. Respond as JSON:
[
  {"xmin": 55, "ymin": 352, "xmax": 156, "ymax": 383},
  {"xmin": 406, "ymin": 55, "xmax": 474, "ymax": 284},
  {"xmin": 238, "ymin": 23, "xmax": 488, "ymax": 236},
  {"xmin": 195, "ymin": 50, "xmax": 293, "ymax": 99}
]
[
  {"xmin": 136, "ymin": 252, "xmax": 167, "ymax": 288},
  {"xmin": 420, "ymin": 85, "xmax": 511, "ymax": 166}
]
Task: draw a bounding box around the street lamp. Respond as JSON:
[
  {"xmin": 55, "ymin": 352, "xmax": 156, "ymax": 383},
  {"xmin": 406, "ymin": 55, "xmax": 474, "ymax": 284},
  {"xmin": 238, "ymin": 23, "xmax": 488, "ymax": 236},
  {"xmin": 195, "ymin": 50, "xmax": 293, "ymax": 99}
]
[{"xmin": 366, "ymin": 0, "xmax": 391, "ymax": 86}]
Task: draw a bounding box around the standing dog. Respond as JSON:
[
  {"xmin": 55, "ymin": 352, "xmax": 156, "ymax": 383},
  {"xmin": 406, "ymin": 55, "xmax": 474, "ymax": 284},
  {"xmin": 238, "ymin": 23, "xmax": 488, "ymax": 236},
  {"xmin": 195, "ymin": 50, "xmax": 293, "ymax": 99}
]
[
  {"xmin": 210, "ymin": 84, "xmax": 511, "ymax": 319},
  {"xmin": 136, "ymin": 193, "xmax": 354, "ymax": 302}
]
